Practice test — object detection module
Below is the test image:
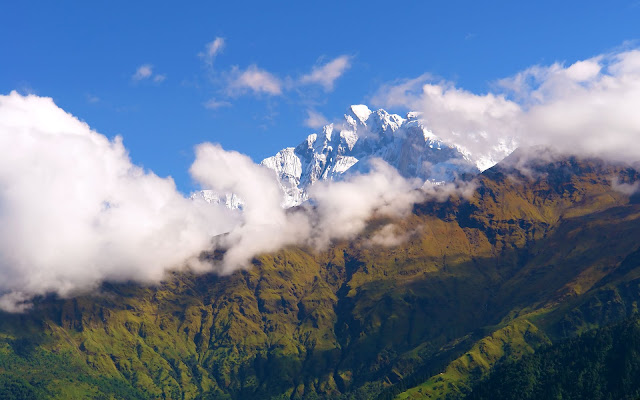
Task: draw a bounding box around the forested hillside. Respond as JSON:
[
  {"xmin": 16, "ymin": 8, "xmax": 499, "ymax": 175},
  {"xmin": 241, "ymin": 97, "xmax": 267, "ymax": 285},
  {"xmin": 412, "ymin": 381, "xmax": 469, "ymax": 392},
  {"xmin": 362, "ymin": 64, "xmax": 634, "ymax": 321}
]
[
  {"xmin": 467, "ymin": 315, "xmax": 640, "ymax": 400},
  {"xmin": 1, "ymin": 155, "xmax": 639, "ymax": 399}
]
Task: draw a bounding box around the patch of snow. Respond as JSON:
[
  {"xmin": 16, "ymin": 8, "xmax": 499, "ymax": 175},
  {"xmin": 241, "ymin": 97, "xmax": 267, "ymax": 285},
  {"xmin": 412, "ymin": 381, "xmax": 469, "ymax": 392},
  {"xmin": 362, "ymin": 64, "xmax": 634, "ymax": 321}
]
[
  {"xmin": 349, "ymin": 104, "xmax": 372, "ymax": 123},
  {"xmin": 190, "ymin": 190, "xmax": 244, "ymax": 210}
]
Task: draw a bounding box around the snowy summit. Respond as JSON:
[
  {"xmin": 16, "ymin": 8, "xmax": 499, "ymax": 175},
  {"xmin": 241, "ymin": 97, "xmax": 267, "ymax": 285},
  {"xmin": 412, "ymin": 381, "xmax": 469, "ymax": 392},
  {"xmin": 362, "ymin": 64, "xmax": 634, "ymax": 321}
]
[{"xmin": 260, "ymin": 105, "xmax": 481, "ymax": 207}]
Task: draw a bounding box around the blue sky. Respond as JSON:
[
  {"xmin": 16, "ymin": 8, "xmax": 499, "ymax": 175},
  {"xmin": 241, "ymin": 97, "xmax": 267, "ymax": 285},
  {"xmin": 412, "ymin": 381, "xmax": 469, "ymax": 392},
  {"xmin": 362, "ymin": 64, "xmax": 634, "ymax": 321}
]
[{"xmin": 2, "ymin": 0, "xmax": 639, "ymax": 193}]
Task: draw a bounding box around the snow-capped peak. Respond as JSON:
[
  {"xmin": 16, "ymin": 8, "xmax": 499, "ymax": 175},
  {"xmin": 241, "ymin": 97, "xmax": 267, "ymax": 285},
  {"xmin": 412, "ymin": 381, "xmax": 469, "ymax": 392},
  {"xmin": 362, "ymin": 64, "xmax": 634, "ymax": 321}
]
[
  {"xmin": 190, "ymin": 190, "xmax": 244, "ymax": 210},
  {"xmin": 349, "ymin": 104, "xmax": 372, "ymax": 124},
  {"xmin": 406, "ymin": 111, "xmax": 423, "ymax": 120},
  {"xmin": 195, "ymin": 104, "xmax": 516, "ymax": 209},
  {"xmin": 257, "ymin": 104, "xmax": 485, "ymax": 207}
]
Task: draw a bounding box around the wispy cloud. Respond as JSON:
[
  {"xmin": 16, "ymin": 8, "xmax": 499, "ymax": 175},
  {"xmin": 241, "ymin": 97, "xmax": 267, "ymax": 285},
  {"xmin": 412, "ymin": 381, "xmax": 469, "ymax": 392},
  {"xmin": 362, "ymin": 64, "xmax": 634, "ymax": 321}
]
[
  {"xmin": 204, "ymin": 98, "xmax": 231, "ymax": 110},
  {"xmin": 465, "ymin": 32, "xmax": 477, "ymax": 40},
  {"xmin": 199, "ymin": 37, "xmax": 225, "ymax": 66},
  {"xmin": 132, "ymin": 64, "xmax": 166, "ymax": 83},
  {"xmin": 191, "ymin": 148, "xmax": 429, "ymax": 271},
  {"xmin": 201, "ymin": 51, "xmax": 351, "ymax": 113},
  {"xmin": 132, "ymin": 64, "xmax": 153, "ymax": 81},
  {"xmin": 86, "ymin": 94, "xmax": 100, "ymax": 104},
  {"xmin": 227, "ymin": 65, "xmax": 282, "ymax": 96},
  {"xmin": 300, "ymin": 55, "xmax": 352, "ymax": 91},
  {"xmin": 304, "ymin": 109, "xmax": 328, "ymax": 128}
]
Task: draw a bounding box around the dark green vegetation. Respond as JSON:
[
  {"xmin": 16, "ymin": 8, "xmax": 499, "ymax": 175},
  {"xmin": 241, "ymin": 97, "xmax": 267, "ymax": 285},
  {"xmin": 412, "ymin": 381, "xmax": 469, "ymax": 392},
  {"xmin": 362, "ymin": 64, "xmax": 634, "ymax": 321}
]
[
  {"xmin": 1, "ymin": 153, "xmax": 639, "ymax": 399},
  {"xmin": 468, "ymin": 315, "xmax": 640, "ymax": 400}
]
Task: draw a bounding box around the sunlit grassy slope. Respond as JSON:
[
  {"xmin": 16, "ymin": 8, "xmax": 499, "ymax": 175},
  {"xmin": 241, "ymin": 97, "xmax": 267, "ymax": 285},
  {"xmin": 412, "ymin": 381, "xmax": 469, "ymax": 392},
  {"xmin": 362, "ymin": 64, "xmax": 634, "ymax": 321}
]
[{"xmin": 1, "ymin": 154, "xmax": 639, "ymax": 399}]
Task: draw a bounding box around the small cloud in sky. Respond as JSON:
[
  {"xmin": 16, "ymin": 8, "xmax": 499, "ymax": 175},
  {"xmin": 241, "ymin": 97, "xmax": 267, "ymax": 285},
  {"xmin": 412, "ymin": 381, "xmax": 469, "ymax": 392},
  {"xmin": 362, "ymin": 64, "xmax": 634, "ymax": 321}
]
[
  {"xmin": 304, "ymin": 109, "xmax": 328, "ymax": 128},
  {"xmin": 133, "ymin": 64, "xmax": 153, "ymax": 81},
  {"xmin": 227, "ymin": 65, "xmax": 282, "ymax": 96},
  {"xmin": 204, "ymin": 53, "xmax": 352, "ymax": 104},
  {"xmin": 204, "ymin": 98, "xmax": 231, "ymax": 110},
  {"xmin": 132, "ymin": 64, "xmax": 166, "ymax": 83},
  {"xmin": 465, "ymin": 33, "xmax": 477, "ymax": 40},
  {"xmin": 199, "ymin": 37, "xmax": 225, "ymax": 66},
  {"xmin": 300, "ymin": 55, "xmax": 352, "ymax": 91},
  {"xmin": 86, "ymin": 94, "xmax": 100, "ymax": 104}
]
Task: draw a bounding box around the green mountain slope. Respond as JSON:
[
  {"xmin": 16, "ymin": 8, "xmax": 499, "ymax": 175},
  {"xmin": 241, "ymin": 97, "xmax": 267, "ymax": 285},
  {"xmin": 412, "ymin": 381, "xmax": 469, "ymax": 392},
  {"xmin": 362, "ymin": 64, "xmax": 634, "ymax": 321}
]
[
  {"xmin": 1, "ymin": 154, "xmax": 639, "ymax": 399},
  {"xmin": 467, "ymin": 314, "xmax": 640, "ymax": 400}
]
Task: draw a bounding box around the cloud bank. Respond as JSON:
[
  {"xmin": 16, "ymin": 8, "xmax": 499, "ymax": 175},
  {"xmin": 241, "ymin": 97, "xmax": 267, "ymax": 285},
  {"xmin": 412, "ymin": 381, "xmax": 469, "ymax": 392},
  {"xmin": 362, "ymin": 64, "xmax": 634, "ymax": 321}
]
[
  {"xmin": 372, "ymin": 48, "xmax": 640, "ymax": 167},
  {"xmin": 0, "ymin": 92, "xmax": 238, "ymax": 311},
  {"xmin": 190, "ymin": 147, "xmax": 442, "ymax": 271},
  {"xmin": 7, "ymin": 48, "xmax": 638, "ymax": 312},
  {"xmin": 0, "ymin": 92, "xmax": 446, "ymax": 311}
]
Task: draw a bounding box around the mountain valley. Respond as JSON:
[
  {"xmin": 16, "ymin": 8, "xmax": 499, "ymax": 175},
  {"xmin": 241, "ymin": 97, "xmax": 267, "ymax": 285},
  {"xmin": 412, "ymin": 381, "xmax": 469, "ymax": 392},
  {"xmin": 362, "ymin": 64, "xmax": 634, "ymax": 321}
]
[{"xmin": 1, "ymin": 153, "xmax": 639, "ymax": 399}]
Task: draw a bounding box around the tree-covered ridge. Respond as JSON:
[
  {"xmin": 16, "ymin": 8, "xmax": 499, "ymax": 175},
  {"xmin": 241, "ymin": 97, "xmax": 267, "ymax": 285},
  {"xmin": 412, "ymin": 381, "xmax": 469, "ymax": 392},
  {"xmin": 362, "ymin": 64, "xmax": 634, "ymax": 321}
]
[
  {"xmin": 467, "ymin": 315, "xmax": 640, "ymax": 400},
  {"xmin": 0, "ymin": 155, "xmax": 639, "ymax": 399}
]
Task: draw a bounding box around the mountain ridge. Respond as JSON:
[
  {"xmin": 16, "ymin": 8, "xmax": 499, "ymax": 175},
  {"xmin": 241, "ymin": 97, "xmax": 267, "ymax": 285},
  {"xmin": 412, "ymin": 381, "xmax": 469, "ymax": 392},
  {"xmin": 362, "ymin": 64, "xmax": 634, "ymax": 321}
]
[
  {"xmin": 260, "ymin": 104, "xmax": 487, "ymax": 207},
  {"xmin": 195, "ymin": 105, "xmax": 509, "ymax": 209},
  {"xmin": 1, "ymin": 153, "xmax": 639, "ymax": 399}
]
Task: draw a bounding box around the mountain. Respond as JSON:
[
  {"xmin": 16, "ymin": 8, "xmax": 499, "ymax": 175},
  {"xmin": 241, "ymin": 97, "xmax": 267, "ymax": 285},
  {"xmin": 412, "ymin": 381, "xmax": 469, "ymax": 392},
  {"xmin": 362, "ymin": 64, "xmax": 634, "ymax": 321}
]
[
  {"xmin": 189, "ymin": 191, "xmax": 244, "ymax": 210},
  {"xmin": 192, "ymin": 105, "xmax": 491, "ymax": 208},
  {"xmin": 260, "ymin": 105, "xmax": 487, "ymax": 207},
  {"xmin": 1, "ymin": 153, "xmax": 639, "ymax": 400}
]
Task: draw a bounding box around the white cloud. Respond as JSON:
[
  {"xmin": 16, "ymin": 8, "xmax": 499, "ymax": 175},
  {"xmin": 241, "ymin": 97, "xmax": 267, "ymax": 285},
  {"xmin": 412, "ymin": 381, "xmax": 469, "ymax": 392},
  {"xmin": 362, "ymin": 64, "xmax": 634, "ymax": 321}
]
[
  {"xmin": 214, "ymin": 55, "xmax": 350, "ymax": 101},
  {"xmin": 190, "ymin": 144, "xmax": 310, "ymax": 272},
  {"xmin": 132, "ymin": 64, "xmax": 153, "ymax": 81},
  {"xmin": 86, "ymin": 94, "xmax": 100, "ymax": 104},
  {"xmin": 227, "ymin": 65, "xmax": 282, "ymax": 96},
  {"xmin": 372, "ymin": 49, "xmax": 640, "ymax": 168},
  {"xmin": 300, "ymin": 55, "xmax": 352, "ymax": 91},
  {"xmin": 8, "ymin": 49, "xmax": 640, "ymax": 313},
  {"xmin": 371, "ymin": 73, "xmax": 433, "ymax": 109},
  {"xmin": 204, "ymin": 98, "xmax": 231, "ymax": 110},
  {"xmin": 303, "ymin": 109, "xmax": 328, "ymax": 128},
  {"xmin": 307, "ymin": 159, "xmax": 424, "ymax": 246},
  {"xmin": 367, "ymin": 224, "xmax": 417, "ymax": 248},
  {"xmin": 132, "ymin": 64, "xmax": 166, "ymax": 83},
  {"xmin": 191, "ymin": 150, "xmax": 478, "ymax": 270},
  {"xmin": 0, "ymin": 92, "xmax": 475, "ymax": 312},
  {"xmin": 465, "ymin": 33, "xmax": 477, "ymax": 40},
  {"xmin": 612, "ymin": 178, "xmax": 640, "ymax": 195},
  {"xmin": 0, "ymin": 92, "xmax": 239, "ymax": 311},
  {"xmin": 191, "ymin": 153, "xmax": 441, "ymax": 269},
  {"xmin": 199, "ymin": 37, "xmax": 225, "ymax": 66}
]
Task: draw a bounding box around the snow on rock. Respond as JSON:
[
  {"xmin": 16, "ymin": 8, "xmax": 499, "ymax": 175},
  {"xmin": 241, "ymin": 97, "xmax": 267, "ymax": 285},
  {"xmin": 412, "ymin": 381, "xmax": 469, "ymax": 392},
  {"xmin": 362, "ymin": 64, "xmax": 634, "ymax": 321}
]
[
  {"xmin": 190, "ymin": 190, "xmax": 244, "ymax": 210},
  {"xmin": 261, "ymin": 105, "xmax": 484, "ymax": 207},
  {"xmin": 260, "ymin": 148, "xmax": 305, "ymax": 207},
  {"xmin": 194, "ymin": 104, "xmax": 514, "ymax": 209},
  {"xmin": 349, "ymin": 104, "xmax": 372, "ymax": 124}
]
